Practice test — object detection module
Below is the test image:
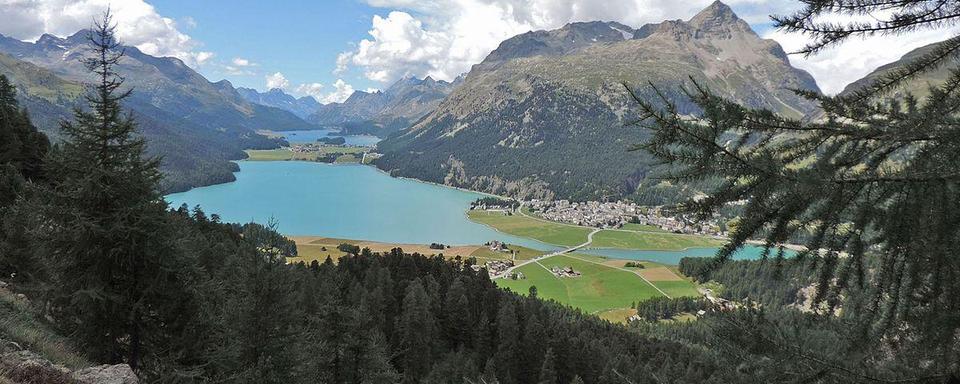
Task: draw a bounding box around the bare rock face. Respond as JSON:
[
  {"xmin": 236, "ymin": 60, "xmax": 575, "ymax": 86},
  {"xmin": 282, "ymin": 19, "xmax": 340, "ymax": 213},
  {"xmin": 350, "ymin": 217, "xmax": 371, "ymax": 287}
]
[
  {"xmin": 0, "ymin": 345, "xmax": 138, "ymax": 384},
  {"xmin": 71, "ymin": 364, "xmax": 139, "ymax": 384}
]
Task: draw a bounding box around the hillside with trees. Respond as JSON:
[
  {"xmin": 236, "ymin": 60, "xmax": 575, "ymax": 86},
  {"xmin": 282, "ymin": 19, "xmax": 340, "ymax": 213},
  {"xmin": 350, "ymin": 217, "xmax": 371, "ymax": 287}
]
[
  {"xmin": 374, "ymin": 2, "xmax": 821, "ymax": 202},
  {"xmin": 2, "ymin": 1, "xmax": 960, "ymax": 383},
  {"xmin": 0, "ymin": 29, "xmax": 316, "ymax": 193}
]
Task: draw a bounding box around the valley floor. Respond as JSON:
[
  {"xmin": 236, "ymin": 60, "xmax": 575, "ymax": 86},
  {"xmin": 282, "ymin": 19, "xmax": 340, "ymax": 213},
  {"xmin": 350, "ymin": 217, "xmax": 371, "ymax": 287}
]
[
  {"xmin": 286, "ymin": 236, "xmax": 701, "ymax": 323},
  {"xmin": 238, "ymin": 154, "xmax": 714, "ymax": 324}
]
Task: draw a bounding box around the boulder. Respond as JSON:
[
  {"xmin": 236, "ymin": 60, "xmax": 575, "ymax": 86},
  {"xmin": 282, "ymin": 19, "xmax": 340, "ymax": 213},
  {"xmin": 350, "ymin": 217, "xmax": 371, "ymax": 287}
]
[
  {"xmin": 0, "ymin": 350, "xmax": 71, "ymax": 382},
  {"xmin": 71, "ymin": 364, "xmax": 139, "ymax": 384}
]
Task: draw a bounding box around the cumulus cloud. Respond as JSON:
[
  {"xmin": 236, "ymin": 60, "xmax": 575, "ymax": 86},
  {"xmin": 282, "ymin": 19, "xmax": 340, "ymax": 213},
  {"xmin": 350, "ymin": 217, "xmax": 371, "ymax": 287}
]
[
  {"xmin": 346, "ymin": 0, "xmax": 746, "ymax": 83},
  {"xmin": 0, "ymin": 0, "xmax": 212, "ymax": 68},
  {"xmin": 295, "ymin": 82, "xmax": 325, "ymax": 100},
  {"xmin": 321, "ymin": 79, "xmax": 355, "ymax": 104},
  {"xmin": 265, "ymin": 72, "xmax": 290, "ymax": 90},
  {"xmin": 347, "ymin": 0, "xmax": 953, "ymax": 93}
]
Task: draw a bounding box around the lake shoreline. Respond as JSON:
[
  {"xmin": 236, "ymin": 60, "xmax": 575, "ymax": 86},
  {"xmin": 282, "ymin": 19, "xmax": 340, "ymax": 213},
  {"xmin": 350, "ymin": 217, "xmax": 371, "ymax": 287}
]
[{"xmin": 168, "ymin": 152, "xmax": 805, "ymax": 259}]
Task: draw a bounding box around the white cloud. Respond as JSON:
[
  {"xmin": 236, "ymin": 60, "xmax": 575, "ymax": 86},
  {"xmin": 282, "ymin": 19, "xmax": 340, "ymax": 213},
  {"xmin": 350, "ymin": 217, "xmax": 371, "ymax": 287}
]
[
  {"xmin": 194, "ymin": 51, "xmax": 215, "ymax": 65},
  {"xmin": 348, "ymin": 0, "xmax": 954, "ymax": 93},
  {"xmin": 265, "ymin": 72, "xmax": 290, "ymax": 90},
  {"xmin": 0, "ymin": 0, "xmax": 212, "ymax": 68},
  {"xmin": 295, "ymin": 82, "xmax": 325, "ymax": 100},
  {"xmin": 232, "ymin": 57, "xmax": 257, "ymax": 67},
  {"xmin": 321, "ymin": 79, "xmax": 355, "ymax": 104},
  {"xmin": 181, "ymin": 16, "xmax": 197, "ymax": 29},
  {"xmin": 763, "ymin": 15, "xmax": 959, "ymax": 94},
  {"xmin": 334, "ymin": 52, "xmax": 353, "ymax": 75},
  {"xmin": 224, "ymin": 65, "xmax": 254, "ymax": 76}
]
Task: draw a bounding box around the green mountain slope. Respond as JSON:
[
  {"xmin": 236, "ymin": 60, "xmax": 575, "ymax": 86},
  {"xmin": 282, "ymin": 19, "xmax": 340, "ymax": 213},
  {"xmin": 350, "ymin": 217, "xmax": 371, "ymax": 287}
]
[
  {"xmin": 375, "ymin": 1, "xmax": 821, "ymax": 201},
  {"xmin": 0, "ymin": 31, "xmax": 315, "ymax": 192},
  {"xmin": 0, "ymin": 52, "xmax": 258, "ymax": 192}
]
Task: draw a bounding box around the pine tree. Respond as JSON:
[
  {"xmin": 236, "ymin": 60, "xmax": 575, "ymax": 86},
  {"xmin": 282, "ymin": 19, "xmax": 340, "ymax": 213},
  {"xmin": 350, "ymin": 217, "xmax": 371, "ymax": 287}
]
[
  {"xmin": 0, "ymin": 74, "xmax": 49, "ymax": 279},
  {"xmin": 538, "ymin": 348, "xmax": 557, "ymax": 384},
  {"xmin": 33, "ymin": 10, "xmax": 186, "ymax": 372},
  {"xmin": 0, "ymin": 74, "xmax": 48, "ymax": 201},
  {"xmin": 631, "ymin": 0, "xmax": 960, "ymax": 381},
  {"xmin": 231, "ymin": 248, "xmax": 301, "ymax": 384},
  {"xmin": 398, "ymin": 278, "xmax": 436, "ymax": 383},
  {"xmin": 495, "ymin": 300, "xmax": 519, "ymax": 384},
  {"xmin": 442, "ymin": 277, "xmax": 472, "ymax": 348}
]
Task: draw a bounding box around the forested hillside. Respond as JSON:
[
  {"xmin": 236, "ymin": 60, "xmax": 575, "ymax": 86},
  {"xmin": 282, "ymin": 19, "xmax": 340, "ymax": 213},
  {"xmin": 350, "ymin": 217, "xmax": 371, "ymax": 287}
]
[
  {"xmin": 0, "ymin": 31, "xmax": 315, "ymax": 193},
  {"xmin": 0, "ymin": 20, "xmax": 736, "ymax": 383}
]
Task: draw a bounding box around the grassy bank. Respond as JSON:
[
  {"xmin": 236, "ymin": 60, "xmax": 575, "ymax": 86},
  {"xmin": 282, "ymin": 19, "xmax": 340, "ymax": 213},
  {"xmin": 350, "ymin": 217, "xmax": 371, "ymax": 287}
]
[
  {"xmin": 244, "ymin": 146, "xmax": 369, "ymax": 162},
  {"xmin": 466, "ymin": 210, "xmax": 592, "ymax": 246},
  {"xmin": 0, "ymin": 286, "xmax": 89, "ymax": 370},
  {"xmin": 589, "ymin": 230, "xmax": 725, "ymax": 251}
]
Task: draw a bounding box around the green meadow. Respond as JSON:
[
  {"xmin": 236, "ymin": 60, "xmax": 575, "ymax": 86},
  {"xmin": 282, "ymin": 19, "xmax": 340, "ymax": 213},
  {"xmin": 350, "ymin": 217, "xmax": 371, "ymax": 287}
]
[
  {"xmin": 589, "ymin": 230, "xmax": 724, "ymax": 251},
  {"xmin": 466, "ymin": 210, "xmax": 592, "ymax": 247}
]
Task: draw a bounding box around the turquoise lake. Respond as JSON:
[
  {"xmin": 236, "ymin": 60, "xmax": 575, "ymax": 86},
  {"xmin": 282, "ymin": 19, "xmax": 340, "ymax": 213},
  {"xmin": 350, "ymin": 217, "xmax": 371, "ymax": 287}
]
[{"xmin": 165, "ymin": 161, "xmax": 774, "ymax": 264}]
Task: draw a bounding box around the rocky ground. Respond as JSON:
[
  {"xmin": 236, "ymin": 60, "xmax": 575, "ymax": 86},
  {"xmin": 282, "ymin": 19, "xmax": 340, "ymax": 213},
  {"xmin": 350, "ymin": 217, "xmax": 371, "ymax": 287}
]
[{"xmin": 0, "ymin": 280, "xmax": 138, "ymax": 384}]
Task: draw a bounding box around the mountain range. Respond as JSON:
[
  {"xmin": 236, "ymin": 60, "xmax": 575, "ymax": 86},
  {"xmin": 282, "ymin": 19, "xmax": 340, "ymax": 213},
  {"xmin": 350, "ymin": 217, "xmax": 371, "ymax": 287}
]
[
  {"xmin": 0, "ymin": 1, "xmax": 932, "ymax": 202},
  {"xmin": 0, "ymin": 30, "xmax": 315, "ymax": 192},
  {"xmin": 374, "ymin": 1, "xmax": 822, "ymax": 202},
  {"xmin": 236, "ymin": 87, "xmax": 321, "ymax": 119},
  {"xmin": 307, "ymin": 75, "xmax": 460, "ymax": 136}
]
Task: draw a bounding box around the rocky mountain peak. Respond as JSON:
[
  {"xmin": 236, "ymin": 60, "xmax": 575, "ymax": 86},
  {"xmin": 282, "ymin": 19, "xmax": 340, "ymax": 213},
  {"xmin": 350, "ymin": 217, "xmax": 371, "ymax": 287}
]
[
  {"xmin": 688, "ymin": 1, "xmax": 752, "ymax": 37},
  {"xmin": 36, "ymin": 34, "xmax": 63, "ymax": 46}
]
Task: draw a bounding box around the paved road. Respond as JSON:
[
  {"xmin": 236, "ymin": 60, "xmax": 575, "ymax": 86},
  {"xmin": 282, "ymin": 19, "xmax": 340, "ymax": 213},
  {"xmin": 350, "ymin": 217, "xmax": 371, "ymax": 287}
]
[{"xmin": 493, "ymin": 228, "xmax": 600, "ymax": 279}]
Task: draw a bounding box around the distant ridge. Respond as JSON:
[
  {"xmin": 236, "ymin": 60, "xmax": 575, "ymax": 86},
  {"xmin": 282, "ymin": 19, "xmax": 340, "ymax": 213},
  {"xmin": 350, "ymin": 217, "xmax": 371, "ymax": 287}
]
[
  {"xmin": 237, "ymin": 87, "xmax": 321, "ymax": 119},
  {"xmin": 307, "ymin": 75, "xmax": 460, "ymax": 136}
]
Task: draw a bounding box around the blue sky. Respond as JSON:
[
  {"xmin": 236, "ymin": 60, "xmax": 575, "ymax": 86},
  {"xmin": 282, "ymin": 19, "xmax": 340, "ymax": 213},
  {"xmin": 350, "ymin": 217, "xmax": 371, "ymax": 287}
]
[{"xmin": 149, "ymin": 0, "xmax": 382, "ymax": 94}]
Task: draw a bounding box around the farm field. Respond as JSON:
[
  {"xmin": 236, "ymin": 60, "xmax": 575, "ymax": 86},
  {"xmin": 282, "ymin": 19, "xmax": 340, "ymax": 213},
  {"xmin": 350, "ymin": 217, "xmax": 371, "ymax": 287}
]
[
  {"xmin": 468, "ymin": 244, "xmax": 546, "ymax": 262},
  {"xmin": 620, "ymin": 223, "xmax": 669, "ymax": 233},
  {"xmin": 497, "ymin": 254, "xmax": 665, "ymax": 314},
  {"xmin": 467, "ymin": 210, "xmax": 591, "ymax": 247},
  {"xmin": 286, "ymin": 236, "xmax": 482, "ymax": 265},
  {"xmin": 589, "ymin": 229, "xmax": 725, "ymax": 251}
]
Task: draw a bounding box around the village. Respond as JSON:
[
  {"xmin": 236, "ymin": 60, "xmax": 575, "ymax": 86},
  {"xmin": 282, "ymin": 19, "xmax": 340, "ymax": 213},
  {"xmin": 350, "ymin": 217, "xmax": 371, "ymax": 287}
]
[
  {"xmin": 525, "ymin": 199, "xmax": 726, "ymax": 237},
  {"xmin": 468, "ymin": 241, "xmax": 527, "ymax": 280},
  {"xmin": 289, "ymin": 142, "xmax": 365, "ymax": 154}
]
